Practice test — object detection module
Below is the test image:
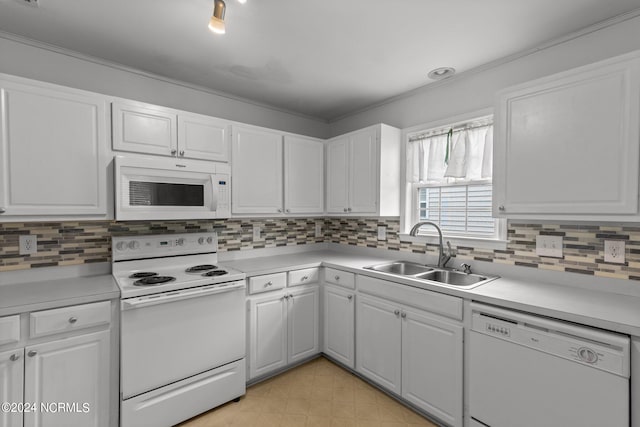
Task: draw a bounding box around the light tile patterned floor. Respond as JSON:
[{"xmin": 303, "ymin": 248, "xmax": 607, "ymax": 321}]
[{"xmin": 178, "ymin": 357, "xmax": 438, "ymax": 427}]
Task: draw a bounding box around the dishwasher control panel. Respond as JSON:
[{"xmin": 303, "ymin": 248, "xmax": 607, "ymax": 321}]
[{"xmin": 470, "ymin": 303, "xmax": 630, "ymax": 378}]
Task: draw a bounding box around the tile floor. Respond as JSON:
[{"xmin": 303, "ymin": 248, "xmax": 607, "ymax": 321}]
[{"xmin": 178, "ymin": 356, "xmax": 438, "ymax": 427}]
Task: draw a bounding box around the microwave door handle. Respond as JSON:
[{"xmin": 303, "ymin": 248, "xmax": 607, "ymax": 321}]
[{"xmin": 210, "ymin": 175, "xmax": 218, "ymax": 212}]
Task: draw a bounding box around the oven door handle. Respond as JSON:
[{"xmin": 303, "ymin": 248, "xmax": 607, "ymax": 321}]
[{"xmin": 121, "ymin": 282, "xmax": 245, "ymax": 310}]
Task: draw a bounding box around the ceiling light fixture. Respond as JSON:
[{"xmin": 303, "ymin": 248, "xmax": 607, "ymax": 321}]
[
  {"xmin": 428, "ymin": 67, "xmax": 456, "ymax": 80},
  {"xmin": 208, "ymin": 0, "xmax": 226, "ymax": 34}
]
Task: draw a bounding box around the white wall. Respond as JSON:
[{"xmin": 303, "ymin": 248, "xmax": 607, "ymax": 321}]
[
  {"xmin": 0, "ymin": 35, "xmax": 329, "ymax": 138},
  {"xmin": 328, "ymin": 14, "xmax": 640, "ymax": 136}
]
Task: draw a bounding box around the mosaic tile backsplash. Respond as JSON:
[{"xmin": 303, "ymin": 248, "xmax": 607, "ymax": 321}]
[{"xmin": 0, "ymin": 218, "xmax": 638, "ymax": 281}]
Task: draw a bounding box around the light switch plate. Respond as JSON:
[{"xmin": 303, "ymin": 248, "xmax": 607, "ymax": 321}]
[
  {"xmin": 604, "ymin": 240, "xmax": 625, "ymax": 264},
  {"xmin": 536, "ymin": 235, "xmax": 563, "ymax": 258},
  {"xmin": 377, "ymin": 226, "xmax": 386, "ymax": 241}
]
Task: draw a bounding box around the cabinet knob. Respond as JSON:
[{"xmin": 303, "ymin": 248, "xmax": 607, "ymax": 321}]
[
  {"xmin": 265, "ymin": 281, "xmax": 273, "ymax": 287},
  {"xmin": 289, "ymin": 294, "xmax": 294, "ymax": 299},
  {"xmin": 286, "ymin": 209, "xmax": 290, "ymax": 213},
  {"xmin": 498, "ymin": 205, "xmax": 505, "ymax": 211},
  {"xmin": 347, "ymin": 208, "xmax": 352, "ymax": 212},
  {"xmin": 277, "ymin": 208, "xmax": 283, "ymax": 213},
  {"xmin": 28, "ymin": 350, "xmax": 37, "ymax": 358},
  {"xmin": 0, "ymin": 207, "xmax": 5, "ymax": 214},
  {"xmin": 347, "ymin": 295, "xmax": 353, "ymax": 301},
  {"xmin": 68, "ymin": 316, "xmax": 78, "ymax": 324},
  {"xmin": 394, "ymin": 309, "xmax": 400, "ymax": 316},
  {"xmin": 9, "ymin": 353, "xmax": 20, "ymax": 362},
  {"xmin": 334, "ymin": 275, "xmax": 340, "ymax": 281},
  {"xmin": 179, "ymin": 150, "xmax": 185, "ymax": 156},
  {"xmin": 171, "ymin": 149, "xmax": 177, "ymax": 155},
  {"xmin": 401, "ymin": 312, "xmax": 407, "ymax": 319},
  {"xmin": 301, "ymin": 276, "xmax": 308, "ymax": 281},
  {"xmin": 283, "ymin": 294, "xmax": 290, "ymax": 300},
  {"xmin": 343, "ymin": 208, "xmax": 348, "ymax": 212}
]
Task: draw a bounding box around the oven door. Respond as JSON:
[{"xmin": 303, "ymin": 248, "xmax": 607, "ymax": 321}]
[
  {"xmin": 115, "ymin": 154, "xmax": 225, "ymax": 220},
  {"xmin": 120, "ymin": 282, "xmax": 246, "ymax": 399}
]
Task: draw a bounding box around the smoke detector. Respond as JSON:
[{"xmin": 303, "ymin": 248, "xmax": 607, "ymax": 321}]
[{"xmin": 428, "ymin": 67, "xmax": 455, "ymax": 80}]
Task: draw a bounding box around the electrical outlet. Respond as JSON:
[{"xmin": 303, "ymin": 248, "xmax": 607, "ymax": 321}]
[
  {"xmin": 377, "ymin": 226, "xmax": 386, "ymax": 241},
  {"xmin": 19, "ymin": 235, "xmax": 37, "ymax": 255},
  {"xmin": 604, "ymin": 240, "xmax": 625, "ymax": 264},
  {"xmin": 315, "ymin": 222, "xmax": 322, "ymax": 238},
  {"xmin": 535, "ymin": 235, "xmax": 563, "ymax": 258},
  {"xmin": 252, "ymin": 225, "xmax": 261, "ymax": 241}
]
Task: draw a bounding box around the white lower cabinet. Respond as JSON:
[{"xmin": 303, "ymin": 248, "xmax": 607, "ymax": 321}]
[
  {"xmin": 0, "ymin": 348, "xmax": 24, "ymax": 427},
  {"xmin": 356, "ymin": 291, "xmax": 463, "ymax": 427},
  {"xmin": 248, "ymin": 285, "xmax": 319, "ymax": 379},
  {"xmin": 323, "ymin": 285, "xmax": 355, "ymax": 368},
  {"xmin": 24, "ymin": 330, "xmax": 110, "ymax": 427}
]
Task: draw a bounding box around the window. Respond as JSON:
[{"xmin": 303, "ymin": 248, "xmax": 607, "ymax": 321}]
[{"xmin": 406, "ymin": 114, "xmax": 505, "ymax": 242}]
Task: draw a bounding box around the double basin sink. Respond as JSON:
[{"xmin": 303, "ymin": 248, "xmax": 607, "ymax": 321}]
[{"xmin": 363, "ymin": 261, "xmax": 496, "ymax": 289}]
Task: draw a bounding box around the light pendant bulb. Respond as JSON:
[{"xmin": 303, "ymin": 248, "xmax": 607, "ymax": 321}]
[{"xmin": 208, "ymin": 0, "xmax": 226, "ymax": 34}]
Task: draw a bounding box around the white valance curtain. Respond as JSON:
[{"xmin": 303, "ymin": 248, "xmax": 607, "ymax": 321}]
[{"xmin": 408, "ymin": 122, "xmax": 493, "ymax": 183}]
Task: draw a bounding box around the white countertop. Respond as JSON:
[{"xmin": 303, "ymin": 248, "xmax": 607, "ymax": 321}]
[
  {"xmin": 223, "ymin": 249, "xmax": 640, "ymax": 337},
  {"xmin": 0, "ymin": 274, "xmax": 120, "ymax": 316}
]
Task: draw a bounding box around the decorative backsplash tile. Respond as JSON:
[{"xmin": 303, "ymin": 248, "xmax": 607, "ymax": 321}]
[{"xmin": 1, "ymin": 217, "xmax": 638, "ymax": 282}]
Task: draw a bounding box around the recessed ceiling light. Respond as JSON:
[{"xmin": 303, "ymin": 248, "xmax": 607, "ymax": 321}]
[{"xmin": 428, "ymin": 67, "xmax": 456, "ymax": 80}]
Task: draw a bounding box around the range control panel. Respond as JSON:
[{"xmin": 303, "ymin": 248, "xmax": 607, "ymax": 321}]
[{"xmin": 112, "ymin": 232, "xmax": 218, "ymax": 261}]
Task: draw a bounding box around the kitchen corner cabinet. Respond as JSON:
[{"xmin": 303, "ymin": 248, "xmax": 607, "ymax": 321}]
[
  {"xmin": 323, "ymin": 284, "xmax": 355, "ymax": 368},
  {"xmin": 494, "ymin": 52, "xmax": 640, "ymax": 220},
  {"xmin": 232, "ymin": 125, "xmax": 324, "ymax": 215},
  {"xmin": 112, "ymin": 100, "xmax": 230, "ymax": 162},
  {"xmin": 248, "ymin": 283, "xmax": 319, "ymax": 379},
  {"xmin": 326, "ymin": 124, "xmax": 401, "ymax": 216},
  {"xmin": 0, "ymin": 76, "xmax": 109, "ymax": 218}
]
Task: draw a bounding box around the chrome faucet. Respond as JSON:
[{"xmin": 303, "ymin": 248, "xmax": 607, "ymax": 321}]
[{"xmin": 409, "ymin": 221, "xmax": 452, "ymax": 268}]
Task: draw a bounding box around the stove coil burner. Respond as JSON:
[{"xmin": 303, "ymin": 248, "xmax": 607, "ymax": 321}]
[
  {"xmin": 202, "ymin": 270, "xmax": 228, "ymax": 277},
  {"xmin": 129, "ymin": 272, "xmax": 158, "ymax": 279},
  {"xmin": 185, "ymin": 264, "xmax": 218, "ymax": 273},
  {"xmin": 133, "ymin": 276, "xmax": 176, "ymax": 286}
]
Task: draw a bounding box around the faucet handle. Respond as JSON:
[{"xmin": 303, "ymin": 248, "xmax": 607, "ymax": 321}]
[{"xmin": 459, "ymin": 263, "xmax": 472, "ymax": 274}]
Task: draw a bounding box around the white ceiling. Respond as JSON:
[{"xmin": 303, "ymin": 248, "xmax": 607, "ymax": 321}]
[{"xmin": 1, "ymin": 0, "xmax": 639, "ymax": 121}]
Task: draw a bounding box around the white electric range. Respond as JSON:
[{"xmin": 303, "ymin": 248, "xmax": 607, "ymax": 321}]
[{"xmin": 112, "ymin": 232, "xmax": 247, "ymax": 427}]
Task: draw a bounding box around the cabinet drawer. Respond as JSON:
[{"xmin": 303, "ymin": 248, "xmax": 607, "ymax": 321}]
[
  {"xmin": 0, "ymin": 315, "xmax": 20, "ymax": 346},
  {"xmin": 248, "ymin": 272, "xmax": 287, "ymax": 294},
  {"xmin": 29, "ymin": 301, "xmax": 111, "ymax": 339},
  {"xmin": 288, "ymin": 268, "xmax": 320, "ymax": 287},
  {"xmin": 325, "ymin": 268, "xmax": 355, "ymax": 289}
]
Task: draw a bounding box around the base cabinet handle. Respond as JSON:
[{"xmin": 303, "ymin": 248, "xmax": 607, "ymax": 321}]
[
  {"xmin": 10, "ymin": 354, "xmax": 20, "ymax": 361},
  {"xmin": 28, "ymin": 350, "xmax": 37, "ymax": 357},
  {"xmin": 69, "ymin": 316, "xmax": 78, "ymax": 323},
  {"xmin": 393, "ymin": 309, "xmax": 400, "ymax": 316},
  {"xmin": 0, "ymin": 207, "xmax": 5, "ymax": 214},
  {"xmin": 347, "ymin": 295, "xmax": 353, "ymax": 301}
]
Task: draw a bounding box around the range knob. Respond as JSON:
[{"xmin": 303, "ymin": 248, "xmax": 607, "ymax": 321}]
[
  {"xmin": 198, "ymin": 237, "xmax": 205, "ymax": 245},
  {"xmin": 128, "ymin": 240, "xmax": 140, "ymax": 250},
  {"xmin": 115, "ymin": 241, "xmax": 128, "ymax": 251},
  {"xmin": 206, "ymin": 236, "xmax": 214, "ymax": 244},
  {"xmin": 176, "ymin": 238, "xmax": 185, "ymax": 246}
]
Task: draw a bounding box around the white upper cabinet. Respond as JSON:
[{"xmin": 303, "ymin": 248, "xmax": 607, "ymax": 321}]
[
  {"xmin": 326, "ymin": 124, "xmax": 400, "ymax": 216},
  {"xmin": 112, "ymin": 100, "xmax": 230, "ymax": 162},
  {"xmin": 494, "ymin": 52, "xmax": 640, "ymax": 220},
  {"xmin": 0, "ymin": 77, "xmax": 109, "ymax": 218},
  {"xmin": 232, "ymin": 125, "xmax": 284, "ymax": 214},
  {"xmin": 232, "ymin": 125, "xmax": 324, "ymax": 216},
  {"xmin": 284, "ymin": 135, "xmax": 324, "ymax": 214}
]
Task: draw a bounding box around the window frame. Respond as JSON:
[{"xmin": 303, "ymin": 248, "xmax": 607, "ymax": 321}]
[{"xmin": 400, "ymin": 108, "xmax": 508, "ymax": 250}]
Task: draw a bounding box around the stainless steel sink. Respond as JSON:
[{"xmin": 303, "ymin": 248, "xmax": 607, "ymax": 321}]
[
  {"xmin": 364, "ymin": 261, "xmax": 433, "ymax": 276},
  {"xmin": 414, "ymin": 270, "xmax": 487, "ymax": 287},
  {"xmin": 364, "ymin": 260, "xmax": 497, "ymax": 289}
]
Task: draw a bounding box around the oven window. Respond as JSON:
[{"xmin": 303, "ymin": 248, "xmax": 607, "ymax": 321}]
[{"xmin": 129, "ymin": 181, "xmax": 204, "ymax": 206}]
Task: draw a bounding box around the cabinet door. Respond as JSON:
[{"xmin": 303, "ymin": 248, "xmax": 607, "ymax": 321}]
[
  {"xmin": 349, "ymin": 128, "xmax": 378, "ymax": 213},
  {"xmin": 0, "ymin": 348, "xmax": 23, "ymax": 427},
  {"xmin": 326, "ymin": 137, "xmax": 349, "ymax": 213},
  {"xmin": 323, "ymin": 285, "xmax": 355, "ymax": 368},
  {"xmin": 355, "ymin": 294, "xmax": 401, "ymax": 394},
  {"xmin": 178, "ymin": 113, "xmax": 230, "ymax": 162},
  {"xmin": 494, "ymin": 55, "xmax": 640, "ymax": 217},
  {"xmin": 0, "ymin": 81, "xmax": 108, "ymax": 216},
  {"xmin": 248, "ymin": 292, "xmax": 287, "ymax": 379},
  {"xmin": 287, "ymin": 286, "xmax": 320, "ymax": 364},
  {"xmin": 284, "ymin": 136, "xmax": 324, "ymax": 214},
  {"xmin": 401, "ymin": 308, "xmax": 463, "ymax": 427},
  {"xmin": 24, "ymin": 330, "xmax": 110, "ymax": 427},
  {"xmin": 232, "ymin": 126, "xmax": 283, "ymax": 214},
  {"xmin": 112, "ymin": 101, "xmax": 177, "ymax": 157}
]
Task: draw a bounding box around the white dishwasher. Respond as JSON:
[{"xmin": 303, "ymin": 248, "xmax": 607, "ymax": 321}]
[{"xmin": 469, "ymin": 302, "xmax": 630, "ymax": 427}]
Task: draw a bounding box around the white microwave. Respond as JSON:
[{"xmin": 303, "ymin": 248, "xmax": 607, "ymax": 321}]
[{"xmin": 114, "ymin": 154, "xmax": 230, "ymax": 220}]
